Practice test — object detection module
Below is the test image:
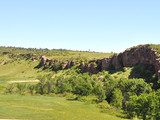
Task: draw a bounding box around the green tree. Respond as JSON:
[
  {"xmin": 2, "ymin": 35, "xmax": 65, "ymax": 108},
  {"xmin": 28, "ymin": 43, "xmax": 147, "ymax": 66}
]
[
  {"xmin": 55, "ymin": 76, "xmax": 72, "ymax": 93},
  {"xmin": 126, "ymin": 92, "xmax": 160, "ymax": 120},
  {"xmin": 104, "ymin": 78, "xmax": 117, "ymax": 102},
  {"xmin": 74, "ymin": 82, "xmax": 92, "ymax": 96},
  {"xmin": 28, "ymin": 84, "xmax": 35, "ymax": 95},
  {"xmin": 93, "ymin": 84, "xmax": 106, "ymax": 102},
  {"xmin": 46, "ymin": 74, "xmax": 53, "ymax": 94},
  {"xmin": 37, "ymin": 75, "xmax": 47, "ymax": 95},
  {"xmin": 5, "ymin": 84, "xmax": 14, "ymax": 94},
  {"xmin": 17, "ymin": 83, "xmax": 26, "ymax": 95},
  {"xmin": 110, "ymin": 88, "xmax": 123, "ymax": 109}
]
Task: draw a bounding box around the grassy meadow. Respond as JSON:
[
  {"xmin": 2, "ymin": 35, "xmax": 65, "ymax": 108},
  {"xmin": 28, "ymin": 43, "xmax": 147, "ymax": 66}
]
[
  {"xmin": 0, "ymin": 47, "xmax": 128, "ymax": 120},
  {"xmin": 0, "ymin": 94, "xmax": 128, "ymax": 120}
]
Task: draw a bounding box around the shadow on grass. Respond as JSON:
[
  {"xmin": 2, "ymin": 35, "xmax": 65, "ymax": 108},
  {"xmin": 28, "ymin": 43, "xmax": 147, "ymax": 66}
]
[
  {"xmin": 108, "ymin": 67, "xmax": 125, "ymax": 74},
  {"xmin": 66, "ymin": 98, "xmax": 77, "ymax": 101}
]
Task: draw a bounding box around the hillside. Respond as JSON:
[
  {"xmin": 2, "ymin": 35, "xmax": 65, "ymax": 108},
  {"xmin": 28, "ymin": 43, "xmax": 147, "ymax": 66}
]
[
  {"xmin": 0, "ymin": 46, "xmax": 113, "ymax": 85},
  {"xmin": 0, "ymin": 46, "xmax": 113, "ymax": 62},
  {"xmin": 0, "ymin": 44, "xmax": 160, "ymax": 120}
]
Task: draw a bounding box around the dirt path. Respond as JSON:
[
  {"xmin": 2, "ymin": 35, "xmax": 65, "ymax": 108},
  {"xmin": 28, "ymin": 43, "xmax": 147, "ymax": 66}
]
[{"xmin": 8, "ymin": 80, "xmax": 39, "ymax": 83}]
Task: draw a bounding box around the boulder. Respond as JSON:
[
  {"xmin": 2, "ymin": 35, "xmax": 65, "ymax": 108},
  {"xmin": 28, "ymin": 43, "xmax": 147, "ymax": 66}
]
[
  {"xmin": 40, "ymin": 56, "xmax": 47, "ymax": 66},
  {"xmin": 62, "ymin": 61, "xmax": 70, "ymax": 69},
  {"xmin": 70, "ymin": 60, "xmax": 77, "ymax": 67}
]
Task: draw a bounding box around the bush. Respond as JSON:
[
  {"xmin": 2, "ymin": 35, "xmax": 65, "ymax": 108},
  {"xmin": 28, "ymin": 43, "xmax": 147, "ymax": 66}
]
[
  {"xmin": 5, "ymin": 84, "xmax": 15, "ymax": 94},
  {"xmin": 110, "ymin": 88, "xmax": 123, "ymax": 109},
  {"xmin": 126, "ymin": 92, "xmax": 160, "ymax": 119},
  {"xmin": 74, "ymin": 82, "xmax": 92, "ymax": 96},
  {"xmin": 92, "ymin": 84, "xmax": 106, "ymax": 102},
  {"xmin": 27, "ymin": 84, "xmax": 35, "ymax": 95},
  {"xmin": 17, "ymin": 83, "xmax": 26, "ymax": 95}
]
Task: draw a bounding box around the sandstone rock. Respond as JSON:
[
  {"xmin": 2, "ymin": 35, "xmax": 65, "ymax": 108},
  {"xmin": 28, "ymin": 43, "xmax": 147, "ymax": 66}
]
[
  {"xmin": 101, "ymin": 58, "xmax": 111, "ymax": 70},
  {"xmin": 158, "ymin": 70, "xmax": 160, "ymax": 79},
  {"xmin": 38, "ymin": 45, "xmax": 160, "ymax": 77},
  {"xmin": 70, "ymin": 60, "xmax": 76, "ymax": 67},
  {"xmin": 109, "ymin": 45, "xmax": 160, "ymax": 78},
  {"xmin": 62, "ymin": 61, "xmax": 70, "ymax": 69},
  {"xmin": 98, "ymin": 75, "xmax": 104, "ymax": 81},
  {"xmin": 32, "ymin": 57, "xmax": 36, "ymax": 61},
  {"xmin": 89, "ymin": 60, "xmax": 96, "ymax": 63},
  {"xmin": 40, "ymin": 56, "xmax": 47, "ymax": 66},
  {"xmin": 111, "ymin": 55, "xmax": 122, "ymax": 69},
  {"xmin": 90, "ymin": 63, "xmax": 98, "ymax": 74}
]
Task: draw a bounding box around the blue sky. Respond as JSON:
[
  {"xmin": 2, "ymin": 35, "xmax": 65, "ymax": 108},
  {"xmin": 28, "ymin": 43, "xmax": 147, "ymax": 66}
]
[{"xmin": 0, "ymin": 0, "xmax": 160, "ymax": 52}]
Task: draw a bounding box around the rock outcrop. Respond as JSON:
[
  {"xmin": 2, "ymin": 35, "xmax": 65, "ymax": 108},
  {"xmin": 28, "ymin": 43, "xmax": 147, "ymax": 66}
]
[
  {"xmin": 39, "ymin": 56, "xmax": 77, "ymax": 70},
  {"xmin": 80, "ymin": 62, "xmax": 98, "ymax": 74},
  {"xmin": 99, "ymin": 45, "xmax": 160, "ymax": 79},
  {"xmin": 38, "ymin": 45, "xmax": 160, "ymax": 78}
]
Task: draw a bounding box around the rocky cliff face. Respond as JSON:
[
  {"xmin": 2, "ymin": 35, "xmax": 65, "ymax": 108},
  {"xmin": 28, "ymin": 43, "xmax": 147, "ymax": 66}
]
[
  {"xmin": 39, "ymin": 56, "xmax": 76, "ymax": 70},
  {"xmin": 38, "ymin": 45, "xmax": 160, "ymax": 79},
  {"xmin": 100, "ymin": 45, "xmax": 160, "ymax": 79}
]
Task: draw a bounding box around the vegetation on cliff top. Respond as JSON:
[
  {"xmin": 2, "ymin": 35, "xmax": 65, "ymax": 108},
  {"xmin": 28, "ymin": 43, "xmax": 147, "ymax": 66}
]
[{"xmin": 149, "ymin": 44, "xmax": 160, "ymax": 54}]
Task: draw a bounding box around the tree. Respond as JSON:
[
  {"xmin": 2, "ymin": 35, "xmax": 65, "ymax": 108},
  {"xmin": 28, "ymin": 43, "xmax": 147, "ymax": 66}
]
[
  {"xmin": 117, "ymin": 78, "xmax": 152, "ymax": 106},
  {"xmin": 46, "ymin": 74, "xmax": 53, "ymax": 94},
  {"xmin": 104, "ymin": 78, "xmax": 118, "ymax": 102},
  {"xmin": 28, "ymin": 84, "xmax": 35, "ymax": 95},
  {"xmin": 126, "ymin": 92, "xmax": 160, "ymax": 120},
  {"xmin": 37, "ymin": 75, "xmax": 47, "ymax": 95},
  {"xmin": 93, "ymin": 84, "xmax": 106, "ymax": 102},
  {"xmin": 5, "ymin": 84, "xmax": 14, "ymax": 94},
  {"xmin": 74, "ymin": 82, "xmax": 92, "ymax": 96},
  {"xmin": 110, "ymin": 88, "xmax": 123, "ymax": 109},
  {"xmin": 17, "ymin": 83, "xmax": 26, "ymax": 95}
]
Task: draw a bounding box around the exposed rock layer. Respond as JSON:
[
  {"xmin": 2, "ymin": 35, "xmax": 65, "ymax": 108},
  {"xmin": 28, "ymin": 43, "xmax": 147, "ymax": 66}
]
[
  {"xmin": 39, "ymin": 45, "xmax": 160, "ymax": 79},
  {"xmin": 100, "ymin": 45, "xmax": 160, "ymax": 79}
]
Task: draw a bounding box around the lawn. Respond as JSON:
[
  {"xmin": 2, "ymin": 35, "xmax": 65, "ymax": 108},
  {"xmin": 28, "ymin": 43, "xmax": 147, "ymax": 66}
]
[{"xmin": 0, "ymin": 94, "xmax": 128, "ymax": 120}]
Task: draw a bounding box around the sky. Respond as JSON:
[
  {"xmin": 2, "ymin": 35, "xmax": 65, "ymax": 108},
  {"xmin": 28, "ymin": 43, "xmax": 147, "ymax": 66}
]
[{"xmin": 0, "ymin": 0, "xmax": 160, "ymax": 53}]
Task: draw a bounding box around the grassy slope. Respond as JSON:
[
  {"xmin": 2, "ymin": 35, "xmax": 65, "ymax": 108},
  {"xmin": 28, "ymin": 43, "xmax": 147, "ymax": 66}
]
[
  {"xmin": 0, "ymin": 47, "xmax": 113, "ymax": 85},
  {"xmin": 0, "ymin": 46, "xmax": 113, "ymax": 61},
  {"xmin": 0, "ymin": 94, "xmax": 128, "ymax": 120},
  {"xmin": 1, "ymin": 45, "xmax": 158, "ymax": 120},
  {"xmin": 0, "ymin": 59, "xmax": 48, "ymax": 85}
]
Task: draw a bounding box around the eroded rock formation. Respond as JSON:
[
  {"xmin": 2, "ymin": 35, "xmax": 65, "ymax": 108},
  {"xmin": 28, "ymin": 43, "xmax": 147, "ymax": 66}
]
[
  {"xmin": 39, "ymin": 56, "xmax": 77, "ymax": 70},
  {"xmin": 99, "ymin": 45, "xmax": 160, "ymax": 79},
  {"xmin": 38, "ymin": 45, "xmax": 160, "ymax": 79}
]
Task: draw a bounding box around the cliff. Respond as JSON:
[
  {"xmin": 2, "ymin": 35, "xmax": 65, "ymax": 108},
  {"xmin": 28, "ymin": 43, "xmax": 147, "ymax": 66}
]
[{"xmin": 38, "ymin": 45, "xmax": 160, "ymax": 79}]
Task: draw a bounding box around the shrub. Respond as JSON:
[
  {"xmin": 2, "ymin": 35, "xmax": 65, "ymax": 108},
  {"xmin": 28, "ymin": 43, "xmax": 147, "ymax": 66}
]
[
  {"xmin": 17, "ymin": 83, "xmax": 26, "ymax": 95},
  {"xmin": 27, "ymin": 84, "xmax": 35, "ymax": 95},
  {"xmin": 5, "ymin": 84, "xmax": 15, "ymax": 94},
  {"xmin": 74, "ymin": 82, "xmax": 92, "ymax": 96},
  {"xmin": 110, "ymin": 88, "xmax": 123, "ymax": 109},
  {"xmin": 126, "ymin": 92, "xmax": 160, "ymax": 119}
]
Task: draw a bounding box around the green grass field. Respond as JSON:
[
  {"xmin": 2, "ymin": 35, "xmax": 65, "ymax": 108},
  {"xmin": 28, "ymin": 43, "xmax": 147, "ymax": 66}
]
[
  {"xmin": 0, "ymin": 51, "xmax": 129, "ymax": 120},
  {"xmin": 0, "ymin": 58, "xmax": 50, "ymax": 85},
  {"xmin": 0, "ymin": 94, "xmax": 128, "ymax": 120}
]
